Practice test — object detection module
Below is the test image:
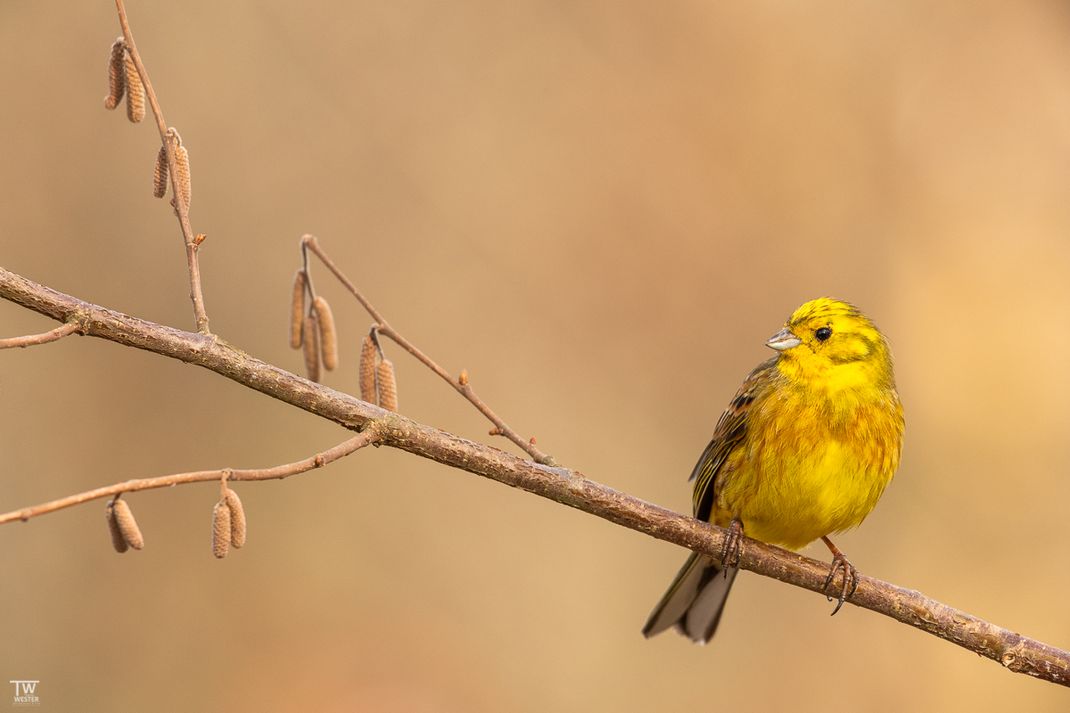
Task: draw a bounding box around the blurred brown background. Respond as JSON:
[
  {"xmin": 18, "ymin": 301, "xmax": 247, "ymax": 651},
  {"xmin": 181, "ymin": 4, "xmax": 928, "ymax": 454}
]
[{"xmin": 2, "ymin": 1, "xmax": 1070, "ymax": 711}]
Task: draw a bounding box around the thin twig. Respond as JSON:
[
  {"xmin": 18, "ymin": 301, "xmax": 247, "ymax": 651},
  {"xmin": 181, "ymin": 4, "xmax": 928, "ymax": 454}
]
[
  {"xmin": 0, "ymin": 321, "xmax": 79, "ymax": 349},
  {"xmin": 0, "ymin": 266, "xmax": 1067, "ymax": 687},
  {"xmin": 114, "ymin": 0, "xmax": 210, "ymax": 335},
  {"xmin": 300, "ymin": 234, "xmax": 556, "ymax": 465},
  {"xmin": 0, "ymin": 427, "xmax": 379, "ymax": 525}
]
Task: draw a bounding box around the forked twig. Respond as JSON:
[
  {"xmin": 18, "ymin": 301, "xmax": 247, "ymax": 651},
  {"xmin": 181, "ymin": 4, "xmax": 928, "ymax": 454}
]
[
  {"xmin": 0, "ymin": 427, "xmax": 380, "ymax": 525},
  {"xmin": 0, "ymin": 321, "xmax": 79, "ymax": 349},
  {"xmin": 114, "ymin": 0, "xmax": 210, "ymax": 335},
  {"xmin": 300, "ymin": 234, "xmax": 556, "ymax": 466}
]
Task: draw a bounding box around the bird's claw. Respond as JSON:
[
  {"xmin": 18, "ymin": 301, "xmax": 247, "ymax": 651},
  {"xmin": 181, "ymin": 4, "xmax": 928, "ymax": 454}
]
[
  {"xmin": 720, "ymin": 519, "xmax": 744, "ymax": 572},
  {"xmin": 822, "ymin": 552, "xmax": 859, "ymax": 615}
]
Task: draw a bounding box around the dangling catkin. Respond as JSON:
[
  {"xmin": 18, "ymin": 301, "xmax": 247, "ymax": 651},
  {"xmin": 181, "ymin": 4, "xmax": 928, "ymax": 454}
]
[
  {"xmin": 104, "ymin": 38, "xmax": 126, "ymax": 110},
  {"xmin": 112, "ymin": 498, "xmax": 144, "ymax": 550},
  {"xmin": 152, "ymin": 144, "xmax": 169, "ymax": 198},
  {"xmin": 173, "ymin": 144, "xmax": 192, "ymax": 212},
  {"xmin": 223, "ymin": 488, "xmax": 246, "ymax": 549},
  {"xmin": 123, "ymin": 53, "xmax": 145, "ymax": 123},
  {"xmin": 376, "ymin": 358, "xmax": 398, "ymax": 411},
  {"xmin": 212, "ymin": 500, "xmax": 231, "ymax": 559},
  {"xmin": 105, "ymin": 500, "xmax": 129, "ymax": 553},
  {"xmin": 290, "ymin": 270, "xmax": 307, "ymax": 349},
  {"xmin": 303, "ymin": 312, "xmax": 321, "ymax": 383},
  {"xmin": 312, "ymin": 296, "xmax": 338, "ymax": 370},
  {"xmin": 359, "ymin": 333, "xmax": 377, "ymax": 402}
]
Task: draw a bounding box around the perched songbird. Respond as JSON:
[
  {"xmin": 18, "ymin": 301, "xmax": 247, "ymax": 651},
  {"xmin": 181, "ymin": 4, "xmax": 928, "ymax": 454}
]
[{"xmin": 642, "ymin": 298, "xmax": 904, "ymax": 644}]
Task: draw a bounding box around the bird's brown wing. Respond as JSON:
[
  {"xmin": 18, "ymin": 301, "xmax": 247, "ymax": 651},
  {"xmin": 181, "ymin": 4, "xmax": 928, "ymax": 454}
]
[{"xmin": 690, "ymin": 356, "xmax": 778, "ymax": 522}]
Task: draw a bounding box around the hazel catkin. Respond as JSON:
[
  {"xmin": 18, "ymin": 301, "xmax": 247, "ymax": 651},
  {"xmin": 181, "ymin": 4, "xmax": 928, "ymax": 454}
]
[
  {"xmin": 223, "ymin": 488, "xmax": 246, "ymax": 549},
  {"xmin": 376, "ymin": 358, "xmax": 398, "ymax": 411},
  {"xmin": 359, "ymin": 333, "xmax": 377, "ymax": 403},
  {"xmin": 212, "ymin": 500, "xmax": 231, "ymax": 559},
  {"xmin": 312, "ymin": 296, "xmax": 338, "ymax": 371},
  {"xmin": 152, "ymin": 144, "xmax": 169, "ymax": 198},
  {"xmin": 105, "ymin": 499, "xmax": 128, "ymax": 553},
  {"xmin": 104, "ymin": 38, "xmax": 126, "ymax": 110},
  {"xmin": 290, "ymin": 271, "xmax": 307, "ymax": 349},
  {"xmin": 111, "ymin": 498, "xmax": 144, "ymax": 550},
  {"xmin": 173, "ymin": 143, "xmax": 191, "ymax": 212},
  {"xmin": 124, "ymin": 53, "xmax": 145, "ymax": 123},
  {"xmin": 303, "ymin": 312, "xmax": 321, "ymax": 383}
]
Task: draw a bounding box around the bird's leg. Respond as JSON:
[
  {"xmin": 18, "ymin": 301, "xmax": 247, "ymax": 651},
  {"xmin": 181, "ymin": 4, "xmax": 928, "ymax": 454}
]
[
  {"xmin": 820, "ymin": 536, "xmax": 859, "ymax": 615},
  {"xmin": 720, "ymin": 519, "xmax": 744, "ymax": 572}
]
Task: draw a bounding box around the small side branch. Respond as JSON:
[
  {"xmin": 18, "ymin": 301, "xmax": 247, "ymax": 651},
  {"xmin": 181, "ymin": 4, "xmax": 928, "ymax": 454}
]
[
  {"xmin": 0, "ymin": 321, "xmax": 78, "ymax": 349},
  {"xmin": 0, "ymin": 427, "xmax": 380, "ymax": 525},
  {"xmin": 301, "ymin": 234, "xmax": 556, "ymax": 465},
  {"xmin": 114, "ymin": 0, "xmax": 209, "ymax": 334}
]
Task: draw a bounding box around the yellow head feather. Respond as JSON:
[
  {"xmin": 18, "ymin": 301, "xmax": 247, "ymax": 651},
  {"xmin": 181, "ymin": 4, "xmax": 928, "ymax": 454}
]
[{"xmin": 770, "ymin": 297, "xmax": 894, "ymax": 390}]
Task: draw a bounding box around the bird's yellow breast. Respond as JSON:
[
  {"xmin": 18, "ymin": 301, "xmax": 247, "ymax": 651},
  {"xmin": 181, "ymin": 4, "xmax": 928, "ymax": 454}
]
[{"xmin": 712, "ymin": 380, "xmax": 903, "ymax": 551}]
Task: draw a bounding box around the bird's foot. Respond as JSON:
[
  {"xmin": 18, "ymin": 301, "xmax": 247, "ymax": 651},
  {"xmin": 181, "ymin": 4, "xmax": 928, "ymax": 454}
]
[
  {"xmin": 720, "ymin": 519, "xmax": 744, "ymax": 572},
  {"xmin": 820, "ymin": 536, "xmax": 858, "ymax": 615}
]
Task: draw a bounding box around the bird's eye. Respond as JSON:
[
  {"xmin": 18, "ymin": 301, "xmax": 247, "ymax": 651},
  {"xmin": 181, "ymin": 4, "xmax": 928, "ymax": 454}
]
[{"xmin": 815, "ymin": 327, "xmax": 832, "ymax": 342}]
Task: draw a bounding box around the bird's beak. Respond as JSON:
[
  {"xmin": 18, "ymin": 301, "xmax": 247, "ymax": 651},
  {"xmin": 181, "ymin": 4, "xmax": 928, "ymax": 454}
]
[{"xmin": 766, "ymin": 327, "xmax": 801, "ymax": 351}]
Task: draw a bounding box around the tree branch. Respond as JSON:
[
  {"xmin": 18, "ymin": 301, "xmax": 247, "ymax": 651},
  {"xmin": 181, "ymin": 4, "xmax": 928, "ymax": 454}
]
[
  {"xmin": 114, "ymin": 0, "xmax": 210, "ymax": 334},
  {"xmin": 0, "ymin": 429, "xmax": 380, "ymax": 525},
  {"xmin": 1, "ymin": 264, "xmax": 1067, "ymax": 687},
  {"xmin": 300, "ymin": 234, "xmax": 556, "ymax": 465},
  {"xmin": 0, "ymin": 320, "xmax": 79, "ymax": 349}
]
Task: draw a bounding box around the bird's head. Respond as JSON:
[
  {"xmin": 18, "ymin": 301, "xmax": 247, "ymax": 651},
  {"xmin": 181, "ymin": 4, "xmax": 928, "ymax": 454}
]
[{"xmin": 766, "ymin": 297, "xmax": 894, "ymax": 389}]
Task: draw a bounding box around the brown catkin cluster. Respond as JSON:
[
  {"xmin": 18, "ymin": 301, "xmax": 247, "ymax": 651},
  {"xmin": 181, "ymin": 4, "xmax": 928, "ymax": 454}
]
[
  {"xmin": 357, "ymin": 329, "xmax": 399, "ymax": 410},
  {"xmin": 104, "ymin": 38, "xmax": 126, "ymax": 110},
  {"xmin": 123, "ymin": 54, "xmax": 145, "ymax": 123},
  {"xmin": 106, "ymin": 498, "xmax": 144, "ymax": 552},
  {"xmin": 303, "ymin": 312, "xmax": 321, "ymax": 382},
  {"xmin": 211, "ymin": 501, "xmax": 231, "ymax": 559},
  {"xmin": 152, "ymin": 144, "xmax": 168, "ymax": 198},
  {"xmin": 312, "ymin": 296, "xmax": 338, "ymax": 370},
  {"xmin": 223, "ymin": 488, "xmax": 246, "ymax": 549},
  {"xmin": 290, "ymin": 271, "xmax": 307, "ymax": 349},
  {"xmin": 359, "ymin": 333, "xmax": 377, "ymax": 402}
]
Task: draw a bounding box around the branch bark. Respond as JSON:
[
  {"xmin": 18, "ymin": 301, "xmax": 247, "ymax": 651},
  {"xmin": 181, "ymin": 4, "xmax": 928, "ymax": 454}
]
[
  {"xmin": 0, "ymin": 320, "xmax": 79, "ymax": 349},
  {"xmin": 0, "ymin": 430, "xmax": 379, "ymax": 525},
  {"xmin": 1, "ymin": 265, "xmax": 1067, "ymax": 687},
  {"xmin": 115, "ymin": 0, "xmax": 210, "ymax": 334}
]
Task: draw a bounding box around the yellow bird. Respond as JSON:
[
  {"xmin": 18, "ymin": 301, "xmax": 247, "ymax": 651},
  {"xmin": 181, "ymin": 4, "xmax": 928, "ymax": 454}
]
[{"xmin": 643, "ymin": 298, "xmax": 904, "ymax": 643}]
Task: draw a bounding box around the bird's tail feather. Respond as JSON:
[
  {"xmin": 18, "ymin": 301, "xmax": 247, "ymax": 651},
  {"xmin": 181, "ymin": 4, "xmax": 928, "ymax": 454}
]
[{"xmin": 641, "ymin": 552, "xmax": 738, "ymax": 644}]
